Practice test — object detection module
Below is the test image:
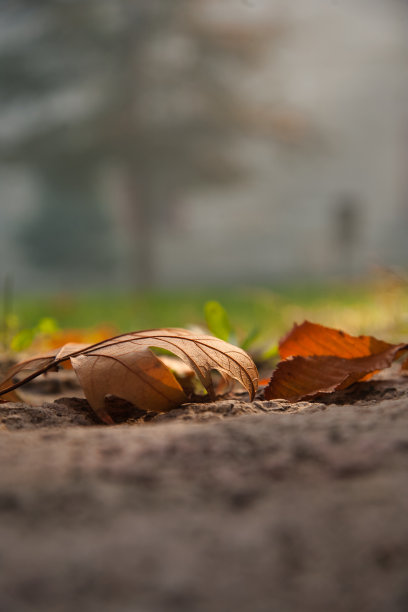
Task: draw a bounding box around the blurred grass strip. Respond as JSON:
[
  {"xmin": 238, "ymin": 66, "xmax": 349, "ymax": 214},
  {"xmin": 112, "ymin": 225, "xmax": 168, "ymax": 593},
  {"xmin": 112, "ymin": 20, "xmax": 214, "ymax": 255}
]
[{"xmin": 11, "ymin": 282, "xmax": 408, "ymax": 347}]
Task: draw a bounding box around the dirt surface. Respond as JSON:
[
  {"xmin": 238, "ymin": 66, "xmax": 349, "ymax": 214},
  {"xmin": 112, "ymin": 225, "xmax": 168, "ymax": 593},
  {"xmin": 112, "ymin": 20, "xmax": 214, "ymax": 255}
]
[{"xmin": 1, "ymin": 376, "xmax": 408, "ymax": 612}]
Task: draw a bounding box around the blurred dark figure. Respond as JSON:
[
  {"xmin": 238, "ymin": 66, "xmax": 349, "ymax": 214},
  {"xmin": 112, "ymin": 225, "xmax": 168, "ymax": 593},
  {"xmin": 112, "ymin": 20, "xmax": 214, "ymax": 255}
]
[{"xmin": 334, "ymin": 195, "xmax": 361, "ymax": 278}]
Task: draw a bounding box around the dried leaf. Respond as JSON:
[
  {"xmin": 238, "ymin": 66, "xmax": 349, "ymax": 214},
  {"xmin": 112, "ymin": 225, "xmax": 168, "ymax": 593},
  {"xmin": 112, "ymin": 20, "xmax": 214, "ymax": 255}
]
[
  {"xmin": 265, "ymin": 349, "xmax": 404, "ymax": 402},
  {"xmin": 279, "ymin": 321, "xmax": 394, "ymax": 359},
  {"xmin": 71, "ymin": 347, "xmax": 186, "ymax": 424},
  {"xmin": 265, "ymin": 321, "xmax": 407, "ymax": 401},
  {"xmin": 88, "ymin": 329, "xmax": 258, "ymax": 400},
  {"xmin": 0, "ymin": 328, "xmax": 258, "ymax": 424}
]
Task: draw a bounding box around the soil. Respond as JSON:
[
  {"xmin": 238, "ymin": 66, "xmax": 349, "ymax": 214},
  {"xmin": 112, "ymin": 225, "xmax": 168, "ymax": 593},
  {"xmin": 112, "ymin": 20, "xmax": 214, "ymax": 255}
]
[{"xmin": 1, "ymin": 373, "xmax": 408, "ymax": 612}]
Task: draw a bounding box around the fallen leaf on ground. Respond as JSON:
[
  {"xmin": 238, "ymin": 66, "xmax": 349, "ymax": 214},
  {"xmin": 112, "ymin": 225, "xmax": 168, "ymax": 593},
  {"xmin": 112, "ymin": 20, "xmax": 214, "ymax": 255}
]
[
  {"xmin": 278, "ymin": 320, "xmax": 395, "ymax": 360},
  {"xmin": 71, "ymin": 347, "xmax": 186, "ymax": 423},
  {"xmin": 0, "ymin": 328, "xmax": 258, "ymax": 424},
  {"xmin": 265, "ymin": 321, "xmax": 407, "ymax": 401}
]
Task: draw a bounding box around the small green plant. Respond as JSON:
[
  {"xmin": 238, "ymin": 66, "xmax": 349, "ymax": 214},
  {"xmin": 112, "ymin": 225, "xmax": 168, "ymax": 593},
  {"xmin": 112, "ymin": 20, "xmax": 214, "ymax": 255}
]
[
  {"xmin": 203, "ymin": 300, "xmax": 278, "ymax": 363},
  {"xmin": 204, "ymin": 300, "xmax": 235, "ymax": 343}
]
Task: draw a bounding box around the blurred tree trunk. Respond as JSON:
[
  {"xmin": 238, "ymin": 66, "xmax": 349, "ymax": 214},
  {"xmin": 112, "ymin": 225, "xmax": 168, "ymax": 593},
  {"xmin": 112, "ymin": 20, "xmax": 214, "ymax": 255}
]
[{"xmin": 122, "ymin": 157, "xmax": 156, "ymax": 288}]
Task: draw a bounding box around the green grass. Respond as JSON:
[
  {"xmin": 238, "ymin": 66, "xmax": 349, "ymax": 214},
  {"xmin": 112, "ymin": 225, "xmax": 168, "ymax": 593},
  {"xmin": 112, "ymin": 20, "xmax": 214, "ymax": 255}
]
[{"xmin": 9, "ymin": 280, "xmax": 408, "ymax": 347}]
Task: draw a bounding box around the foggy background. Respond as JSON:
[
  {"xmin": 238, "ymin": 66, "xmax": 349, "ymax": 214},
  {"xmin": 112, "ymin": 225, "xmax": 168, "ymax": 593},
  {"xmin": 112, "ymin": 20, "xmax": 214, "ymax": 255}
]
[{"xmin": 1, "ymin": 0, "xmax": 408, "ymax": 292}]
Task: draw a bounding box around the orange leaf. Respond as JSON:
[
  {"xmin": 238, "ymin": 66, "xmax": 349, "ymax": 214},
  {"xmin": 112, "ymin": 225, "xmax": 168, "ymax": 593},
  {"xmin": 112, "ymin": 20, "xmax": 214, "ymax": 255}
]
[
  {"xmin": 279, "ymin": 321, "xmax": 394, "ymax": 359},
  {"xmin": 265, "ymin": 321, "xmax": 407, "ymax": 401}
]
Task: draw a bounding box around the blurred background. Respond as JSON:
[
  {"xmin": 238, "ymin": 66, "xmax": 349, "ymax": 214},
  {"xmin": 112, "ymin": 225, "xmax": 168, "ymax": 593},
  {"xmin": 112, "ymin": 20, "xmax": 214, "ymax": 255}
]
[{"xmin": 1, "ymin": 0, "xmax": 408, "ymax": 341}]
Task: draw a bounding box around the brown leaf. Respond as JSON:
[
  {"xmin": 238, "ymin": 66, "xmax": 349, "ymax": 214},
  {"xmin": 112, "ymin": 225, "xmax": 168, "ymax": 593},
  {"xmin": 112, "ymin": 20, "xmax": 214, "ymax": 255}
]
[
  {"xmin": 71, "ymin": 347, "xmax": 186, "ymax": 424},
  {"xmin": 85, "ymin": 329, "xmax": 258, "ymax": 401},
  {"xmin": 265, "ymin": 321, "xmax": 407, "ymax": 401},
  {"xmin": 265, "ymin": 349, "xmax": 404, "ymax": 402},
  {"xmin": 0, "ymin": 328, "xmax": 258, "ymax": 423},
  {"xmin": 279, "ymin": 321, "xmax": 394, "ymax": 359}
]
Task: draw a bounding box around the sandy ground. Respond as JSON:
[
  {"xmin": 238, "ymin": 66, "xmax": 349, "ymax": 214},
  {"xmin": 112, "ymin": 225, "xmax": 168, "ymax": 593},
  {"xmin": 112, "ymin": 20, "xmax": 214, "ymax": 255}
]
[{"xmin": 1, "ymin": 376, "xmax": 408, "ymax": 612}]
